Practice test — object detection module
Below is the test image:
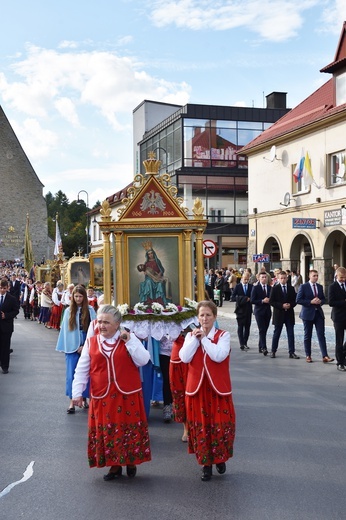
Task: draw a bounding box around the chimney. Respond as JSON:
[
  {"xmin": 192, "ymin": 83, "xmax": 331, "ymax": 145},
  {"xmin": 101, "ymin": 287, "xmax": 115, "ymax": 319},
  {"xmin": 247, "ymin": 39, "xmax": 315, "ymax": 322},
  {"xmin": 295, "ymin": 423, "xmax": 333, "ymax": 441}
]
[{"xmin": 266, "ymin": 92, "xmax": 287, "ymax": 109}]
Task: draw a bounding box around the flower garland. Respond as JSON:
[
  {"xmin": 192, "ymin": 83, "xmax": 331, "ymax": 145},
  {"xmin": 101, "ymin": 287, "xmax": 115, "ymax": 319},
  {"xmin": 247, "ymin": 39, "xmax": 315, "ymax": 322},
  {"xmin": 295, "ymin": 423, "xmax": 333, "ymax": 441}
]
[{"xmin": 116, "ymin": 298, "xmax": 197, "ymax": 323}]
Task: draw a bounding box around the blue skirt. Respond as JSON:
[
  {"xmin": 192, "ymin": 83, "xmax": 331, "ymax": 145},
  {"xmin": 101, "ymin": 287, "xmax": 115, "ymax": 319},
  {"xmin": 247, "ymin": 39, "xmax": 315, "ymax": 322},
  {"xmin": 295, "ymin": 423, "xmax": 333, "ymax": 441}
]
[{"xmin": 65, "ymin": 352, "xmax": 89, "ymax": 399}]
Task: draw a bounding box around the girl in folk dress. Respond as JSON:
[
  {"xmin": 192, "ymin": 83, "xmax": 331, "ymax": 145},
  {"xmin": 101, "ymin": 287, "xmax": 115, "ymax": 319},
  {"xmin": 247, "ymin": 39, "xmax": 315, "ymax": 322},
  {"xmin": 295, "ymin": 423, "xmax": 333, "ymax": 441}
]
[
  {"xmin": 179, "ymin": 300, "xmax": 236, "ymax": 481},
  {"xmin": 72, "ymin": 305, "xmax": 151, "ymax": 480},
  {"xmin": 56, "ymin": 285, "xmax": 97, "ymax": 413}
]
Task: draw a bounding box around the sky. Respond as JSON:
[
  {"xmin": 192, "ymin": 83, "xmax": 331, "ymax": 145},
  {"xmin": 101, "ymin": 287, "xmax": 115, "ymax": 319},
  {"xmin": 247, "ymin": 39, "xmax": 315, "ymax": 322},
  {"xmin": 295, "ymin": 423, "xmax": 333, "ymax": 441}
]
[{"xmin": 0, "ymin": 0, "xmax": 345, "ymax": 207}]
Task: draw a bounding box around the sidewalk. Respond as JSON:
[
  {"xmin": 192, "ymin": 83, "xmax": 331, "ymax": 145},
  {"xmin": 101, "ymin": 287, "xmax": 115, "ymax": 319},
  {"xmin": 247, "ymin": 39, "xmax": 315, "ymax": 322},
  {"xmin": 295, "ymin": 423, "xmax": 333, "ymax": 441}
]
[{"xmin": 217, "ymin": 299, "xmax": 333, "ymax": 327}]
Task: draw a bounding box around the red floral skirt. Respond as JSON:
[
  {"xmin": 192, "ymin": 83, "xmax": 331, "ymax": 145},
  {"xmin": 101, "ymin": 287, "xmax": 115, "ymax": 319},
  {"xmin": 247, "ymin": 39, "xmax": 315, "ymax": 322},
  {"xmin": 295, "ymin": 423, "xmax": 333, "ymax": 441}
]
[
  {"xmin": 186, "ymin": 380, "xmax": 236, "ymax": 466},
  {"xmin": 88, "ymin": 384, "xmax": 151, "ymax": 468},
  {"xmin": 169, "ymin": 360, "xmax": 188, "ymax": 423},
  {"xmin": 49, "ymin": 304, "xmax": 62, "ymax": 329}
]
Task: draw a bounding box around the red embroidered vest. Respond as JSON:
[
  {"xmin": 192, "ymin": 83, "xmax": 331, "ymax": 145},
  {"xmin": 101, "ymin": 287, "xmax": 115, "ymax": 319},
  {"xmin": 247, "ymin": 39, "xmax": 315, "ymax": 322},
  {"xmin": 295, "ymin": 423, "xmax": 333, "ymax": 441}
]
[
  {"xmin": 185, "ymin": 329, "xmax": 232, "ymax": 396},
  {"xmin": 89, "ymin": 335, "xmax": 142, "ymax": 398}
]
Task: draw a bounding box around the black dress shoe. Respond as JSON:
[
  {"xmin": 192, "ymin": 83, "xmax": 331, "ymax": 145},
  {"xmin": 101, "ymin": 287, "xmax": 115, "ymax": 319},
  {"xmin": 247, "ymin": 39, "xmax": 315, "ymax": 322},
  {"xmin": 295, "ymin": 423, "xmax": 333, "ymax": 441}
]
[
  {"xmin": 270, "ymin": 352, "xmax": 276, "ymax": 358},
  {"xmin": 126, "ymin": 465, "xmax": 137, "ymax": 478},
  {"xmin": 2, "ymin": 368, "xmax": 9, "ymax": 374},
  {"xmin": 263, "ymin": 349, "xmax": 268, "ymax": 356},
  {"xmin": 240, "ymin": 346, "xmax": 245, "ymax": 350},
  {"xmin": 289, "ymin": 353, "xmax": 300, "ymax": 359},
  {"xmin": 66, "ymin": 406, "xmax": 75, "ymax": 414},
  {"xmin": 337, "ymin": 365, "xmax": 346, "ymax": 371},
  {"xmin": 103, "ymin": 466, "xmax": 122, "ymax": 481},
  {"xmin": 216, "ymin": 462, "xmax": 226, "ymax": 474},
  {"xmin": 244, "ymin": 345, "xmax": 250, "ymax": 350},
  {"xmin": 201, "ymin": 465, "xmax": 212, "ymax": 481}
]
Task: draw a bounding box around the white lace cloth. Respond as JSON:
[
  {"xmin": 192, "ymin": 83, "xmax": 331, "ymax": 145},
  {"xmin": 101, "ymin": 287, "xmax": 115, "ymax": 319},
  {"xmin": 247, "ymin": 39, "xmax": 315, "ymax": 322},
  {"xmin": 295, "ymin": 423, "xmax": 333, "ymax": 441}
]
[{"xmin": 121, "ymin": 316, "xmax": 198, "ymax": 341}]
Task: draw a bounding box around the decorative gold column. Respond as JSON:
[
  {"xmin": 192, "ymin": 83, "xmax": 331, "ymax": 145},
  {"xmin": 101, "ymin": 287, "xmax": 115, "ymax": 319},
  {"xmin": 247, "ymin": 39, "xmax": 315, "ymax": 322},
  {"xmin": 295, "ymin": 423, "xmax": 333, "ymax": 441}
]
[
  {"xmin": 114, "ymin": 231, "xmax": 124, "ymax": 304},
  {"xmin": 183, "ymin": 230, "xmax": 193, "ymax": 300},
  {"xmin": 195, "ymin": 228, "xmax": 205, "ymax": 302},
  {"xmin": 102, "ymin": 231, "xmax": 111, "ymax": 304},
  {"xmin": 99, "ymin": 199, "xmax": 113, "ymax": 304}
]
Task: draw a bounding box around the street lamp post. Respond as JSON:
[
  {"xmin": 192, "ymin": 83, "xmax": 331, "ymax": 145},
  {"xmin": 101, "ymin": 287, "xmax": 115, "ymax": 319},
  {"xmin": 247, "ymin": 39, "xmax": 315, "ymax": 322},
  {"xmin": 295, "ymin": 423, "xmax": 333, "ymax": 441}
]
[{"xmin": 77, "ymin": 190, "xmax": 89, "ymax": 256}]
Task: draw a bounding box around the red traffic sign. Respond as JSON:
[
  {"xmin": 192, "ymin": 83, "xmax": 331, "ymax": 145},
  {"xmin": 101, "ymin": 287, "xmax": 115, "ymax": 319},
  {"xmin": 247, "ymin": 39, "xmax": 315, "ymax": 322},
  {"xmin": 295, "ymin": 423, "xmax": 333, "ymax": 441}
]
[{"xmin": 203, "ymin": 239, "xmax": 217, "ymax": 258}]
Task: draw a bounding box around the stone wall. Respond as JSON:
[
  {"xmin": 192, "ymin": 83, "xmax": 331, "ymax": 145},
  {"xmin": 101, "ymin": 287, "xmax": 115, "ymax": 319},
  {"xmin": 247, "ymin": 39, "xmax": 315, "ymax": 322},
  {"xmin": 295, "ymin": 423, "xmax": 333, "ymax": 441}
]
[{"xmin": 0, "ymin": 106, "xmax": 49, "ymax": 263}]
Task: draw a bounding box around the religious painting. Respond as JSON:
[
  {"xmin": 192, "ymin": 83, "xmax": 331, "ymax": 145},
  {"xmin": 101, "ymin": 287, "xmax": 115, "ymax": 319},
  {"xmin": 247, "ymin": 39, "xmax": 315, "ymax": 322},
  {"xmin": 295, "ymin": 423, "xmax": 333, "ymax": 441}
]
[
  {"xmin": 90, "ymin": 256, "xmax": 104, "ymax": 287},
  {"xmin": 126, "ymin": 235, "xmax": 181, "ymax": 307},
  {"xmin": 70, "ymin": 260, "xmax": 90, "ymax": 286}
]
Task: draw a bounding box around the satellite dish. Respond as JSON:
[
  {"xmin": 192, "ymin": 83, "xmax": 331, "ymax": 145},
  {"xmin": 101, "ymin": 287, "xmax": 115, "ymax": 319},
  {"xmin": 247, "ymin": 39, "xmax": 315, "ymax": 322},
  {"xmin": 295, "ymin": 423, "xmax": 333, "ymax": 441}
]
[
  {"xmin": 280, "ymin": 192, "xmax": 292, "ymax": 207},
  {"xmin": 269, "ymin": 145, "xmax": 276, "ymax": 162},
  {"xmin": 284, "ymin": 192, "xmax": 291, "ymax": 205}
]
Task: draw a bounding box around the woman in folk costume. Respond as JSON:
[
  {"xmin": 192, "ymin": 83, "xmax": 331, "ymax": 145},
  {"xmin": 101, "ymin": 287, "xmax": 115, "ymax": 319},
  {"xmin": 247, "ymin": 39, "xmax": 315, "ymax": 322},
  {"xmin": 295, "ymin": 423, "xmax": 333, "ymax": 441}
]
[
  {"xmin": 179, "ymin": 300, "xmax": 236, "ymax": 482},
  {"xmin": 169, "ymin": 332, "xmax": 189, "ymax": 442},
  {"xmin": 49, "ymin": 281, "xmax": 64, "ymax": 330},
  {"xmin": 39, "ymin": 282, "xmax": 53, "ymax": 327},
  {"xmin": 72, "ymin": 305, "xmax": 151, "ymax": 480},
  {"xmin": 56, "ymin": 285, "xmax": 97, "ymax": 414},
  {"xmin": 87, "ymin": 287, "xmax": 98, "ymax": 312}
]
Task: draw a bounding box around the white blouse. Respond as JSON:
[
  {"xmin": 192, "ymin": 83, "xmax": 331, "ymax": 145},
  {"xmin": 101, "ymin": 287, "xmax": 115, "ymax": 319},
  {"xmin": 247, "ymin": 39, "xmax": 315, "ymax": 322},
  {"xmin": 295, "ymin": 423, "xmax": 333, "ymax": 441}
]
[{"xmin": 179, "ymin": 326, "xmax": 231, "ymax": 364}]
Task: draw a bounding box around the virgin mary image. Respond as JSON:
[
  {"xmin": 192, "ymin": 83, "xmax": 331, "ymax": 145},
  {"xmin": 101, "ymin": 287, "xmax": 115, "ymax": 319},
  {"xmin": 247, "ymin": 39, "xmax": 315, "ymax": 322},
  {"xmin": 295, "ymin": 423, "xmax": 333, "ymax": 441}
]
[{"xmin": 137, "ymin": 241, "xmax": 167, "ymax": 306}]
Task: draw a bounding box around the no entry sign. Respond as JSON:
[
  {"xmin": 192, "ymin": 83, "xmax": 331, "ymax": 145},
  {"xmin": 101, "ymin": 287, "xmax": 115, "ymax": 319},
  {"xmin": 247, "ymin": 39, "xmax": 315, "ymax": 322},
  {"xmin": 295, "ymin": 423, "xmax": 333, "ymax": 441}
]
[{"xmin": 203, "ymin": 239, "xmax": 217, "ymax": 258}]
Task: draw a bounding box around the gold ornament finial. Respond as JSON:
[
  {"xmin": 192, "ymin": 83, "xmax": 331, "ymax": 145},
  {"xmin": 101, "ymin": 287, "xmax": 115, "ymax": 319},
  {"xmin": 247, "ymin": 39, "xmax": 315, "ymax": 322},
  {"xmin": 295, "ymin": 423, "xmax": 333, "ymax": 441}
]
[
  {"xmin": 192, "ymin": 198, "xmax": 205, "ymax": 219},
  {"xmin": 100, "ymin": 199, "xmax": 112, "ymax": 221},
  {"xmin": 143, "ymin": 152, "xmax": 161, "ymax": 175},
  {"xmin": 142, "ymin": 240, "xmax": 153, "ymax": 251}
]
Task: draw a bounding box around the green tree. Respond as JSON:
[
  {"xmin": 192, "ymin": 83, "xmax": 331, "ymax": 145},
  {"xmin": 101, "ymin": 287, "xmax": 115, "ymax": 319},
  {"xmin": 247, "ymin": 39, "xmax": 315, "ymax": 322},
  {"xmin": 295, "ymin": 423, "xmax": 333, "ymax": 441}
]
[{"xmin": 45, "ymin": 191, "xmax": 90, "ymax": 258}]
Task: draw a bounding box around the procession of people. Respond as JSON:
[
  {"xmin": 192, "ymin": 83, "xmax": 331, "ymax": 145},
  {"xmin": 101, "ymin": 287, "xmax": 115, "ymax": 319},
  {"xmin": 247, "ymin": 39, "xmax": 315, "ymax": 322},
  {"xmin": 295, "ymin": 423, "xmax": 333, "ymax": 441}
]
[{"xmin": 1, "ymin": 261, "xmax": 345, "ymax": 485}]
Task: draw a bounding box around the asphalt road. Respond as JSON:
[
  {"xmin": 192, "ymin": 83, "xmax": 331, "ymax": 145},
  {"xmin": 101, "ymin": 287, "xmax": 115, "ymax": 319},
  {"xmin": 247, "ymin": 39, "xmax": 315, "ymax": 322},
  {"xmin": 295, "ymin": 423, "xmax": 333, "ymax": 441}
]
[{"xmin": 1, "ymin": 309, "xmax": 346, "ymax": 520}]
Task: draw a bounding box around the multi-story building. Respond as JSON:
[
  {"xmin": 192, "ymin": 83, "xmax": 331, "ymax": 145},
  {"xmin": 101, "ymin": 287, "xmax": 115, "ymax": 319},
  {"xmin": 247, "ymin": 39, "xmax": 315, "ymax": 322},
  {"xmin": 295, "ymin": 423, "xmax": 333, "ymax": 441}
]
[
  {"xmin": 132, "ymin": 97, "xmax": 289, "ymax": 268},
  {"xmin": 241, "ymin": 22, "xmax": 346, "ymax": 288}
]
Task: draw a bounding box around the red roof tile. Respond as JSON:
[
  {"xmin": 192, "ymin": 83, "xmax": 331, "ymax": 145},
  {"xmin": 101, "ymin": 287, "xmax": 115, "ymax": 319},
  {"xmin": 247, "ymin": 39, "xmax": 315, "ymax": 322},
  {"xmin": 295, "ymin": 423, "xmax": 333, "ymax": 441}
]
[{"xmin": 240, "ymin": 80, "xmax": 340, "ymax": 152}]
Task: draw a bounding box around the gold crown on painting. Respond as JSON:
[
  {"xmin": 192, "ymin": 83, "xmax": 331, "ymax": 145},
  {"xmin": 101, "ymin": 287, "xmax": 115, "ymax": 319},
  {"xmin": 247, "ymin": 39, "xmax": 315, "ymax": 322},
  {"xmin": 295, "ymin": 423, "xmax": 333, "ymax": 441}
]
[
  {"xmin": 142, "ymin": 240, "xmax": 153, "ymax": 251},
  {"xmin": 143, "ymin": 151, "xmax": 161, "ymax": 175}
]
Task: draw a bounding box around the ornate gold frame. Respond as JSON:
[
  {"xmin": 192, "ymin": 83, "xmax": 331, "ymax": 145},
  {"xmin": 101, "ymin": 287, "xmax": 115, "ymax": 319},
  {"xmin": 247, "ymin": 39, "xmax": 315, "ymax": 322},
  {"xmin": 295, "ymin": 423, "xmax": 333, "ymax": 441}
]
[
  {"xmin": 97, "ymin": 153, "xmax": 208, "ymax": 304},
  {"xmin": 124, "ymin": 233, "xmax": 183, "ymax": 307}
]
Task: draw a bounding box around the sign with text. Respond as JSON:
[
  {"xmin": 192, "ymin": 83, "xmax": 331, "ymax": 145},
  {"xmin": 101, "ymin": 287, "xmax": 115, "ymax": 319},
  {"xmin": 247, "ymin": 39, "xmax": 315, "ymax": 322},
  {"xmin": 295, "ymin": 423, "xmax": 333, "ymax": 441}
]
[
  {"xmin": 253, "ymin": 254, "xmax": 270, "ymax": 263},
  {"xmin": 292, "ymin": 218, "xmax": 316, "ymax": 229},
  {"xmin": 324, "ymin": 208, "xmax": 343, "ymax": 227}
]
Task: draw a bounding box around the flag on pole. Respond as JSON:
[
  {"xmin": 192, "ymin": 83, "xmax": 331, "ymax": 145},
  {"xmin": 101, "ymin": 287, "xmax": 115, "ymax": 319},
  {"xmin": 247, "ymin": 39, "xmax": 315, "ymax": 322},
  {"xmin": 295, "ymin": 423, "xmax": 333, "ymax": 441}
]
[
  {"xmin": 293, "ymin": 149, "xmax": 305, "ymax": 183},
  {"xmin": 24, "ymin": 213, "xmax": 34, "ymax": 274},
  {"xmin": 303, "ymin": 151, "xmax": 314, "ymax": 187},
  {"xmin": 54, "ymin": 214, "xmax": 62, "ymax": 256}
]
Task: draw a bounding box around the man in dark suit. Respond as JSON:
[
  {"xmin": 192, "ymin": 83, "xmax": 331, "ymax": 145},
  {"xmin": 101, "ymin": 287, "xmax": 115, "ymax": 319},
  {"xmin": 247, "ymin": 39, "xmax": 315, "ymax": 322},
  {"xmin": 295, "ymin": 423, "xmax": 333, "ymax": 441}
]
[
  {"xmin": 9, "ymin": 273, "xmax": 21, "ymax": 301},
  {"xmin": 328, "ymin": 266, "xmax": 346, "ymax": 371},
  {"xmin": 269, "ymin": 271, "xmax": 299, "ymax": 359},
  {"xmin": 232, "ymin": 272, "xmax": 253, "ymax": 350},
  {"xmin": 250, "ymin": 272, "xmax": 272, "ymax": 356},
  {"xmin": 0, "ymin": 279, "xmax": 20, "ymax": 374},
  {"xmin": 296, "ymin": 269, "xmax": 334, "ymax": 364}
]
